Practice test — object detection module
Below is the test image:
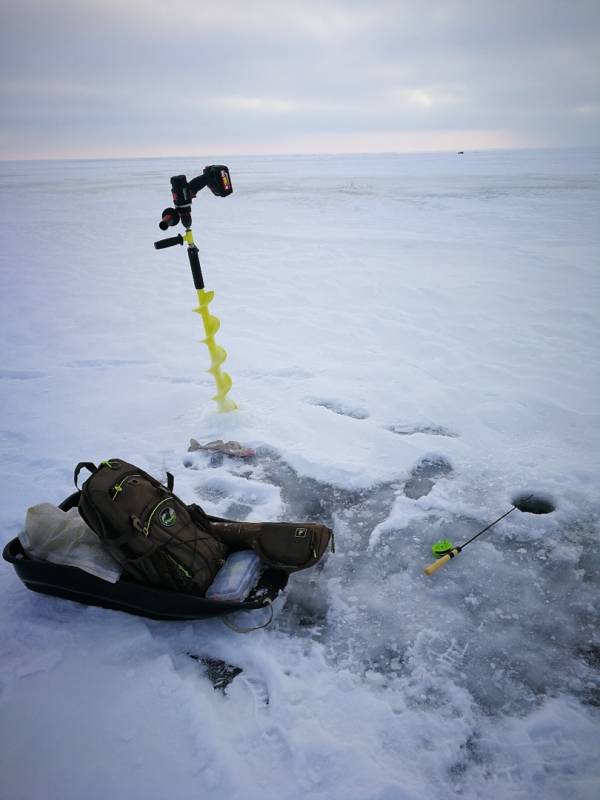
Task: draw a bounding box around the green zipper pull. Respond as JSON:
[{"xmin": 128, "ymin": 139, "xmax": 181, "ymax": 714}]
[
  {"xmin": 166, "ymin": 553, "xmax": 192, "ymax": 579},
  {"xmin": 111, "ymin": 474, "xmax": 141, "ymax": 501}
]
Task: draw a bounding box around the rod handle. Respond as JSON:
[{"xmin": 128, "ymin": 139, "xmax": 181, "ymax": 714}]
[{"xmin": 423, "ymin": 548, "xmax": 461, "ymax": 576}]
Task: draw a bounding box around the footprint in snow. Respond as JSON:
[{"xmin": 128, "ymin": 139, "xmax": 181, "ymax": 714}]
[
  {"xmin": 306, "ymin": 397, "xmax": 369, "ymax": 420},
  {"xmin": 150, "ymin": 376, "xmax": 196, "ymax": 384},
  {"xmin": 403, "ymin": 455, "xmax": 453, "ymax": 500},
  {"xmin": 62, "ymin": 359, "xmax": 149, "ymax": 369},
  {"xmin": 386, "ymin": 422, "xmax": 459, "ymax": 438},
  {"xmin": 0, "ymin": 369, "xmax": 45, "ymax": 381}
]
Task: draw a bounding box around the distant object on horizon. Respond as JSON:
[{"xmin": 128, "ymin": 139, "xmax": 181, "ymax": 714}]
[{"xmin": 457, "ymin": 151, "xmax": 464, "ymax": 155}]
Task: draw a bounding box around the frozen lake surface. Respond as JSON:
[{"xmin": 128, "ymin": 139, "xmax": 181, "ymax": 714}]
[{"xmin": 1, "ymin": 149, "xmax": 599, "ymax": 799}]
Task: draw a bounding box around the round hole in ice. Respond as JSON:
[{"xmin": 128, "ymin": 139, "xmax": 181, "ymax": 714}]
[{"xmin": 512, "ymin": 493, "xmax": 555, "ymax": 514}]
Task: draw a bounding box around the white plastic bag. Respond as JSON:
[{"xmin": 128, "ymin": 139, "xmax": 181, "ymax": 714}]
[{"xmin": 20, "ymin": 503, "xmax": 122, "ymax": 583}]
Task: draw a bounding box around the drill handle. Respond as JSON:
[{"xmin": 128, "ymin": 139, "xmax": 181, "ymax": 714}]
[{"xmin": 154, "ymin": 234, "xmax": 184, "ymax": 250}]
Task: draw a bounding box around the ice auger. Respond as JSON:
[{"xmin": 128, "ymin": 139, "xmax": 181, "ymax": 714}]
[{"xmin": 154, "ymin": 166, "xmax": 237, "ymax": 412}]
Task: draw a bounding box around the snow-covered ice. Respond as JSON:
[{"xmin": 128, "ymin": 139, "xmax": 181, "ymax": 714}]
[{"xmin": 1, "ymin": 148, "xmax": 599, "ymax": 799}]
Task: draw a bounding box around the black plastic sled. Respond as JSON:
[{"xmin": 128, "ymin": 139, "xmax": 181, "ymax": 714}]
[{"xmin": 2, "ymin": 493, "xmax": 288, "ymax": 621}]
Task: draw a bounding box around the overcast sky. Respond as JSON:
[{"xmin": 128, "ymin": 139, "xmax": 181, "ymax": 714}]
[{"xmin": 1, "ymin": 0, "xmax": 599, "ymax": 159}]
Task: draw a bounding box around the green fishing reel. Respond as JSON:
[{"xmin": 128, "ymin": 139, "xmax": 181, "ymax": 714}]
[{"xmin": 431, "ymin": 539, "xmax": 454, "ymax": 558}]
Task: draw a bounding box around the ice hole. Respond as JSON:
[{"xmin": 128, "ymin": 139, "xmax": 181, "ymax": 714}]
[{"xmin": 512, "ymin": 493, "xmax": 555, "ymax": 514}]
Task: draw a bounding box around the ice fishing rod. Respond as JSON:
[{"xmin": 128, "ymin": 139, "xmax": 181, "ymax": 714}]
[
  {"xmin": 154, "ymin": 165, "xmax": 237, "ymax": 413},
  {"xmin": 423, "ymin": 494, "xmax": 533, "ymax": 576}
]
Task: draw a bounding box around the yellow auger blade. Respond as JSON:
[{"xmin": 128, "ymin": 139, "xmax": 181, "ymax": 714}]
[
  {"xmin": 212, "ymin": 373, "xmax": 237, "ymax": 413},
  {"xmin": 192, "ymin": 288, "xmax": 237, "ymax": 413},
  {"xmin": 204, "ymin": 340, "xmax": 227, "ymax": 370}
]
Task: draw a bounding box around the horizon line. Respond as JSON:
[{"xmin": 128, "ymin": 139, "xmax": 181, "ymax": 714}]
[{"xmin": 1, "ymin": 143, "xmax": 595, "ymax": 165}]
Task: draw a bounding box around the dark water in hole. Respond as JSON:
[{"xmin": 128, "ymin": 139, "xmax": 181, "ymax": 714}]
[{"xmin": 512, "ymin": 493, "xmax": 556, "ymax": 514}]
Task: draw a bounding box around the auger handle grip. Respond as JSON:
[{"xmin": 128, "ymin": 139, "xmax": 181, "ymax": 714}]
[
  {"xmin": 154, "ymin": 234, "xmax": 184, "ymax": 249},
  {"xmin": 424, "ymin": 548, "xmax": 461, "ymax": 576}
]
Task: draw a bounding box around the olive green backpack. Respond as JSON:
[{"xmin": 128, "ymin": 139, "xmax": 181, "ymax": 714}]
[{"xmin": 75, "ymin": 459, "xmax": 227, "ymax": 595}]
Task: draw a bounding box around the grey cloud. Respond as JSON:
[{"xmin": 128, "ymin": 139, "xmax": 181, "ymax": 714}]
[{"xmin": 1, "ymin": 0, "xmax": 599, "ymax": 158}]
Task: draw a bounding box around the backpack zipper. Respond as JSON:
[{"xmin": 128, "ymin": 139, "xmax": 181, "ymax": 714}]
[{"xmin": 111, "ymin": 473, "xmax": 143, "ymax": 501}]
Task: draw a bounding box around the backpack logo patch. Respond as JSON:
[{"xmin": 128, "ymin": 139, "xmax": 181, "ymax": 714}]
[
  {"xmin": 294, "ymin": 527, "xmax": 307, "ymax": 538},
  {"xmin": 159, "ymin": 507, "xmax": 177, "ymax": 527}
]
